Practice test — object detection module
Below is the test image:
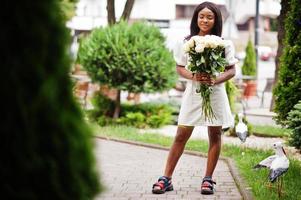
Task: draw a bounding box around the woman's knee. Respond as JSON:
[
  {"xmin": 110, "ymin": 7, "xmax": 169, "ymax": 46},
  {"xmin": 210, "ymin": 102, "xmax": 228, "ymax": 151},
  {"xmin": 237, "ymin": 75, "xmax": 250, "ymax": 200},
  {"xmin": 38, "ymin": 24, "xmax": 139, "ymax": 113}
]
[
  {"xmin": 208, "ymin": 126, "xmax": 222, "ymax": 140},
  {"xmin": 174, "ymin": 126, "xmax": 193, "ymax": 143},
  {"xmin": 208, "ymin": 126, "xmax": 222, "ymax": 135}
]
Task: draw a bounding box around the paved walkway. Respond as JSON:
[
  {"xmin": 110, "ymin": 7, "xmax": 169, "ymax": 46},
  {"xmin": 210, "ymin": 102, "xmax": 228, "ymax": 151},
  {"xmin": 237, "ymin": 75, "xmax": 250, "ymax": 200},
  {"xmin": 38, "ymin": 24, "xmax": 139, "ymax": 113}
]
[{"xmin": 95, "ymin": 139, "xmax": 242, "ymax": 200}]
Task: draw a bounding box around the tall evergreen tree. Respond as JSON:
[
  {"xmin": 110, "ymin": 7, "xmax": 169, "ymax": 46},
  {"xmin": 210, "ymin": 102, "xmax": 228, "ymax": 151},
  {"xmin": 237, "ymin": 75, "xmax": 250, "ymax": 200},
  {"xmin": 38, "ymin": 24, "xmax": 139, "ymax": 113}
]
[
  {"xmin": 270, "ymin": 0, "xmax": 290, "ymax": 110},
  {"xmin": 274, "ymin": 0, "xmax": 301, "ymax": 125},
  {"xmin": 2, "ymin": 0, "xmax": 101, "ymax": 199}
]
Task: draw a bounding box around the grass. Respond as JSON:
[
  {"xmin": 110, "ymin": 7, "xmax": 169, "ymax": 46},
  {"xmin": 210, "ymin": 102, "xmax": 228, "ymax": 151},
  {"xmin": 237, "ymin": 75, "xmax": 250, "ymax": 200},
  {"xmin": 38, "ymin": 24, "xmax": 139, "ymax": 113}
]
[
  {"xmin": 93, "ymin": 124, "xmax": 301, "ymax": 200},
  {"xmin": 251, "ymin": 124, "xmax": 291, "ymax": 138}
]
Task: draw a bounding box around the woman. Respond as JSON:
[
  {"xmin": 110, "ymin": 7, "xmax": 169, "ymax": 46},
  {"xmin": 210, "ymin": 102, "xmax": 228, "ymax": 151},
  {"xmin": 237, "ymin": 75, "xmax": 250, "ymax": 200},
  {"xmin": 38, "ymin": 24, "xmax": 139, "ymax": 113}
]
[{"xmin": 152, "ymin": 1, "xmax": 238, "ymax": 195}]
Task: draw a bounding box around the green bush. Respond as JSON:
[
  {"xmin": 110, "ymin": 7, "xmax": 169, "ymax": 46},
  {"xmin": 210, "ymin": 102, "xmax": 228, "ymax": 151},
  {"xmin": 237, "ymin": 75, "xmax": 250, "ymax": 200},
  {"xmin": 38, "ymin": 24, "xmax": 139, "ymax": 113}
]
[
  {"xmin": 225, "ymin": 80, "xmax": 238, "ymax": 112},
  {"xmin": 3, "ymin": 0, "xmax": 100, "ymax": 199},
  {"xmin": 147, "ymin": 113, "xmax": 172, "ymax": 128},
  {"xmin": 87, "ymin": 92, "xmax": 115, "ymax": 120},
  {"xmin": 121, "ymin": 102, "xmax": 174, "ymax": 116},
  {"xmin": 78, "ymin": 21, "xmax": 176, "ymax": 118},
  {"xmin": 97, "ymin": 115, "xmax": 113, "ymax": 127},
  {"xmin": 88, "ymin": 98, "xmax": 173, "ymax": 128},
  {"xmin": 123, "ymin": 112, "xmax": 146, "ymax": 128},
  {"xmin": 78, "ymin": 21, "xmax": 177, "ymax": 116},
  {"xmin": 120, "ymin": 103, "xmax": 173, "ymax": 128},
  {"xmin": 274, "ymin": 0, "xmax": 301, "ymax": 125},
  {"xmin": 241, "ymin": 39, "xmax": 256, "ymax": 76},
  {"xmin": 287, "ymin": 101, "xmax": 301, "ymax": 150}
]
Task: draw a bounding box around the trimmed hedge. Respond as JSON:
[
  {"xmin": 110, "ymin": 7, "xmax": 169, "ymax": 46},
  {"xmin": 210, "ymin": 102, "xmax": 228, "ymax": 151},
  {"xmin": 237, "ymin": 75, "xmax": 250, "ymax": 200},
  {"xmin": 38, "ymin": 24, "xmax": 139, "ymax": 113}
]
[
  {"xmin": 274, "ymin": 0, "xmax": 301, "ymax": 125},
  {"xmin": 87, "ymin": 93, "xmax": 174, "ymax": 128},
  {"xmin": 2, "ymin": 0, "xmax": 101, "ymax": 199},
  {"xmin": 78, "ymin": 21, "xmax": 177, "ymax": 94}
]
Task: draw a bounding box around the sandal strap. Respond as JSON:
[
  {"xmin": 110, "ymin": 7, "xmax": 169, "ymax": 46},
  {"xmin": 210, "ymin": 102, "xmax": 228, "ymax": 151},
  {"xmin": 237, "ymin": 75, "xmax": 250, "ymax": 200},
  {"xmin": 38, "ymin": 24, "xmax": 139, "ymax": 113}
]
[
  {"xmin": 202, "ymin": 177, "xmax": 216, "ymax": 185},
  {"xmin": 153, "ymin": 176, "xmax": 171, "ymax": 189},
  {"xmin": 158, "ymin": 176, "xmax": 171, "ymax": 182},
  {"xmin": 201, "ymin": 177, "xmax": 216, "ymax": 189},
  {"xmin": 153, "ymin": 182, "xmax": 164, "ymax": 189}
]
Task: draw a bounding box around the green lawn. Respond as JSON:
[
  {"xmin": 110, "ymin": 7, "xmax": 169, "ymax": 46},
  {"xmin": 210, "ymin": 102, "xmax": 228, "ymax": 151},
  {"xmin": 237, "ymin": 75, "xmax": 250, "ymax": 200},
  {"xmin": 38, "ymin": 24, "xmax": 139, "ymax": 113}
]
[
  {"xmin": 252, "ymin": 124, "xmax": 291, "ymax": 138},
  {"xmin": 93, "ymin": 124, "xmax": 301, "ymax": 200}
]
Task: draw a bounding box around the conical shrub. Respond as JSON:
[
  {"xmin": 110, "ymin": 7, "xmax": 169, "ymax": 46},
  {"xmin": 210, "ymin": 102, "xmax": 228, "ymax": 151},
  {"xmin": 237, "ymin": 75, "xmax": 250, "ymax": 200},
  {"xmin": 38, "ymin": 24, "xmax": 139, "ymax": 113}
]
[
  {"xmin": 241, "ymin": 39, "xmax": 256, "ymax": 76},
  {"xmin": 274, "ymin": 0, "xmax": 301, "ymax": 125}
]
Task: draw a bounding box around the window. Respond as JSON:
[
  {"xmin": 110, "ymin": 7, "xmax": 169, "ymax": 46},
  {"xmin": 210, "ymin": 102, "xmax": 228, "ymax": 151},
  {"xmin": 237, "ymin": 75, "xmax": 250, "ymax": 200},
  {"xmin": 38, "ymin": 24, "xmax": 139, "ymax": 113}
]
[{"xmin": 176, "ymin": 5, "xmax": 196, "ymax": 19}]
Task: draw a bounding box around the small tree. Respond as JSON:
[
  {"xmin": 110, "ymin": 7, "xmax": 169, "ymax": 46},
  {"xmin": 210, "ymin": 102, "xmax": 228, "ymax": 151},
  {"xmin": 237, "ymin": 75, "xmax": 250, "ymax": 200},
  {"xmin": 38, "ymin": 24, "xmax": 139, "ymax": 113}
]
[
  {"xmin": 78, "ymin": 21, "xmax": 176, "ymax": 118},
  {"xmin": 241, "ymin": 39, "xmax": 256, "ymax": 76},
  {"xmin": 274, "ymin": 0, "xmax": 301, "ymax": 125},
  {"xmin": 287, "ymin": 101, "xmax": 301, "ymax": 150},
  {"xmin": 2, "ymin": 0, "xmax": 101, "ymax": 198}
]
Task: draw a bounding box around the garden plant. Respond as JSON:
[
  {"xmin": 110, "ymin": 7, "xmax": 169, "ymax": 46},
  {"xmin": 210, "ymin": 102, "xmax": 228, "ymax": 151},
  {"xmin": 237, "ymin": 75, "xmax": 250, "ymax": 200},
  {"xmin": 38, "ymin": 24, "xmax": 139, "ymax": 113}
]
[
  {"xmin": 78, "ymin": 21, "xmax": 176, "ymax": 118},
  {"xmin": 2, "ymin": 0, "xmax": 101, "ymax": 199}
]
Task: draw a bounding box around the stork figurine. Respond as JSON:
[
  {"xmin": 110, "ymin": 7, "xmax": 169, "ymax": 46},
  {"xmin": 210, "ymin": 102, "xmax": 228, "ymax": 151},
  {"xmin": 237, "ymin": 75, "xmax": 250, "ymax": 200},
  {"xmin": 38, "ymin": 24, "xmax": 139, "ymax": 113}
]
[
  {"xmin": 235, "ymin": 113, "xmax": 248, "ymax": 143},
  {"xmin": 253, "ymin": 141, "xmax": 289, "ymax": 198}
]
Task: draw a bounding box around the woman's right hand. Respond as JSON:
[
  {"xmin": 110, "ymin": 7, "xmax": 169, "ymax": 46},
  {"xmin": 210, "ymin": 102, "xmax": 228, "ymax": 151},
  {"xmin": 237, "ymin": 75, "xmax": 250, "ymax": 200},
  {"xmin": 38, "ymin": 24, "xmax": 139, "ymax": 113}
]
[{"xmin": 193, "ymin": 72, "xmax": 215, "ymax": 86}]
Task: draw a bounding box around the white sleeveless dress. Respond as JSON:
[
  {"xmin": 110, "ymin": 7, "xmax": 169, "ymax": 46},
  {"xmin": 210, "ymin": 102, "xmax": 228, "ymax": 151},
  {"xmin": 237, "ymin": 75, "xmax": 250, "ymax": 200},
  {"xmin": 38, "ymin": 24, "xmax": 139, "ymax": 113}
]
[{"xmin": 173, "ymin": 39, "xmax": 238, "ymax": 128}]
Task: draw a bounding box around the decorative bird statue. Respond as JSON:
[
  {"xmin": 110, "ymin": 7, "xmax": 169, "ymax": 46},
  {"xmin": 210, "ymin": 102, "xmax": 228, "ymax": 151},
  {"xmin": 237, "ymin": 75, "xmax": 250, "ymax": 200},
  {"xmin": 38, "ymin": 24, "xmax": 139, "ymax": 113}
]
[
  {"xmin": 235, "ymin": 113, "xmax": 248, "ymax": 143},
  {"xmin": 268, "ymin": 142, "xmax": 289, "ymax": 182},
  {"xmin": 253, "ymin": 141, "xmax": 289, "ymax": 198}
]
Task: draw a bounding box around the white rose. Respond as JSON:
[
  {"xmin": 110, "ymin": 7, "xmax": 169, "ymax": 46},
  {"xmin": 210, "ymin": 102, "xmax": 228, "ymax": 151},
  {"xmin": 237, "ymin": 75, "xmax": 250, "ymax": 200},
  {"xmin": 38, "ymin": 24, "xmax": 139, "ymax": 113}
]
[
  {"xmin": 188, "ymin": 39, "xmax": 194, "ymax": 48},
  {"xmin": 195, "ymin": 44, "xmax": 205, "ymax": 53},
  {"xmin": 204, "ymin": 40, "xmax": 211, "ymax": 48},
  {"xmin": 218, "ymin": 39, "xmax": 227, "ymax": 47},
  {"xmin": 210, "ymin": 40, "xmax": 218, "ymax": 48},
  {"xmin": 193, "ymin": 36, "xmax": 204, "ymax": 45},
  {"xmin": 183, "ymin": 42, "xmax": 191, "ymax": 53}
]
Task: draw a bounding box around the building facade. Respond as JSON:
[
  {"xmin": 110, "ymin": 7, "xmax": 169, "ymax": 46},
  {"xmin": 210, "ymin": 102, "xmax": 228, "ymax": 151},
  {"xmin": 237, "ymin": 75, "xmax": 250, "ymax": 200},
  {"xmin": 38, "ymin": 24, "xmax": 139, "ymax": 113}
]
[{"xmin": 67, "ymin": 0, "xmax": 280, "ymax": 51}]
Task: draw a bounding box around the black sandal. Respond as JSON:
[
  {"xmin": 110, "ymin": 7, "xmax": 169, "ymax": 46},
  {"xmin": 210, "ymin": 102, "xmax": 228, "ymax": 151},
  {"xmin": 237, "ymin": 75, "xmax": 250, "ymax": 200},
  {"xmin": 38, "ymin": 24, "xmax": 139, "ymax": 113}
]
[
  {"xmin": 201, "ymin": 177, "xmax": 216, "ymax": 195},
  {"xmin": 152, "ymin": 176, "xmax": 173, "ymax": 194}
]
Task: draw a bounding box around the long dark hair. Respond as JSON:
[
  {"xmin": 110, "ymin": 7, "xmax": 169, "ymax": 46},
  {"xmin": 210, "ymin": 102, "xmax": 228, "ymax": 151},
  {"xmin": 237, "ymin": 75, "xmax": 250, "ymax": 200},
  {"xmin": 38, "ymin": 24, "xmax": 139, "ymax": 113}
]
[{"xmin": 189, "ymin": 2, "xmax": 223, "ymax": 38}]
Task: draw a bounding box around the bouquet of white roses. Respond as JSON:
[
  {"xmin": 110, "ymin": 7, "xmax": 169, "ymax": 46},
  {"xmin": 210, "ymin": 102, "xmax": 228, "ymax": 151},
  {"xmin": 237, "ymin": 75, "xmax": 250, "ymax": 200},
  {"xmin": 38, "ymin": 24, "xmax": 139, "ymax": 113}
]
[{"xmin": 183, "ymin": 35, "xmax": 228, "ymax": 121}]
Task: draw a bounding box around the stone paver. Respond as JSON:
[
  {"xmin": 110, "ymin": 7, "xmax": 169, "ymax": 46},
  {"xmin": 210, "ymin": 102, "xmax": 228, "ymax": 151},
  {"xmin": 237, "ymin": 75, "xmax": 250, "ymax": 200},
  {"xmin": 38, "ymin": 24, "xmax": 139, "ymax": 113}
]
[{"xmin": 95, "ymin": 139, "xmax": 242, "ymax": 200}]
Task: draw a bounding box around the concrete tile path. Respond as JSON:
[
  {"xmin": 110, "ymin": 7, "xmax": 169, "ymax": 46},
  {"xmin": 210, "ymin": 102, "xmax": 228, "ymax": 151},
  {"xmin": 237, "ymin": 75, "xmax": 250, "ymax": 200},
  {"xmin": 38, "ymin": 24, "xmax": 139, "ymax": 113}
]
[{"xmin": 95, "ymin": 139, "xmax": 242, "ymax": 200}]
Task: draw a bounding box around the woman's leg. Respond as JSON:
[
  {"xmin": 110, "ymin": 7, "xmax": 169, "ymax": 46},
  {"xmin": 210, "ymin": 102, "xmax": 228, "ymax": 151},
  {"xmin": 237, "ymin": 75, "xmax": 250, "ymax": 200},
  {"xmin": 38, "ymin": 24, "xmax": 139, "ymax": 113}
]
[
  {"xmin": 164, "ymin": 125, "xmax": 194, "ymax": 177},
  {"xmin": 204, "ymin": 126, "xmax": 222, "ymax": 177},
  {"xmin": 153, "ymin": 126, "xmax": 193, "ymax": 192}
]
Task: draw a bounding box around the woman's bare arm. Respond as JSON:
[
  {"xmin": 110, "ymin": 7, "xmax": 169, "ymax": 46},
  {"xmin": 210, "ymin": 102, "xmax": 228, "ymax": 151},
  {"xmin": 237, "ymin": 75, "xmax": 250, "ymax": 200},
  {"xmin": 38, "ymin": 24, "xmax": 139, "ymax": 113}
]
[
  {"xmin": 176, "ymin": 65, "xmax": 194, "ymax": 80},
  {"xmin": 214, "ymin": 65, "xmax": 236, "ymax": 85}
]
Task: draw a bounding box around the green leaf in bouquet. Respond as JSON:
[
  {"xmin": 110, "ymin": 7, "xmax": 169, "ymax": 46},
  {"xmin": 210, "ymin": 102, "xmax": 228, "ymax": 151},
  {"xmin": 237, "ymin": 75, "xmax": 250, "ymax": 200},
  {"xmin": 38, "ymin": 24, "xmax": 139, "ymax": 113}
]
[
  {"xmin": 211, "ymin": 52, "xmax": 219, "ymax": 60},
  {"xmin": 205, "ymin": 69, "xmax": 212, "ymax": 74},
  {"xmin": 190, "ymin": 65, "xmax": 198, "ymax": 72},
  {"xmin": 200, "ymin": 56, "xmax": 206, "ymax": 64},
  {"xmin": 212, "ymin": 62, "xmax": 217, "ymax": 69}
]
